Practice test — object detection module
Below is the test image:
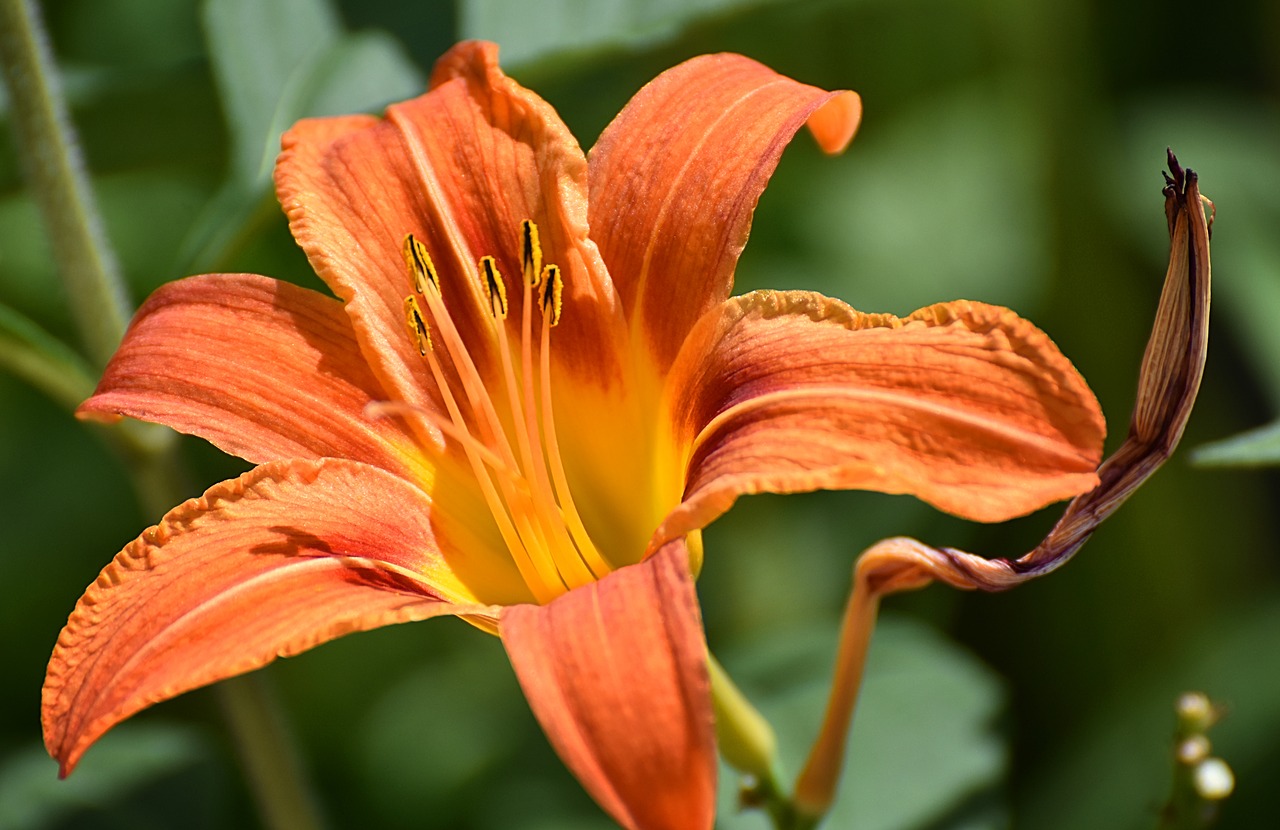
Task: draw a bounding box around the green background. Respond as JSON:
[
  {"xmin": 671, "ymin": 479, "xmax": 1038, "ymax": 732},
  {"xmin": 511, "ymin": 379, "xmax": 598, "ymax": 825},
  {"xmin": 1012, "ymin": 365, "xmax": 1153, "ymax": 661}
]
[{"xmin": 2, "ymin": 0, "xmax": 1277, "ymax": 827}]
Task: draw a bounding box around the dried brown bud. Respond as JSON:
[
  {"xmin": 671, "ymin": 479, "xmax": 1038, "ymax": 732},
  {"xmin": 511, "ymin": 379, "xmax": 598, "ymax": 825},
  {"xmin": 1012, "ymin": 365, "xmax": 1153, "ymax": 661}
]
[{"xmin": 794, "ymin": 153, "xmax": 1213, "ymax": 817}]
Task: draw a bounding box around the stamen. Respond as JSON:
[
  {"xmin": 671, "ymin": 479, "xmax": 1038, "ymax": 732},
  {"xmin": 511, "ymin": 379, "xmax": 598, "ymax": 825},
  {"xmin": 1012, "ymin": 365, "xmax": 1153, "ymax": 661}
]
[
  {"xmin": 537, "ymin": 283, "xmax": 612, "ymax": 578},
  {"xmin": 492, "ymin": 255, "xmax": 540, "ymax": 492},
  {"xmin": 400, "ymin": 235, "xmax": 565, "ymax": 600},
  {"xmin": 521, "ymin": 219, "xmax": 543, "ymax": 286},
  {"xmin": 481, "ymin": 256, "xmax": 508, "ymax": 319},
  {"xmin": 410, "ymin": 251, "xmax": 519, "ymax": 472},
  {"xmin": 403, "ymin": 296, "xmax": 431, "ymax": 355},
  {"xmin": 540, "ymin": 264, "xmax": 563, "ymax": 326},
  {"xmin": 366, "ymin": 401, "xmax": 517, "ymax": 483},
  {"xmin": 421, "ymin": 267, "xmax": 564, "ymax": 593},
  {"xmin": 416, "ymin": 309, "xmax": 565, "ymax": 603},
  {"xmin": 488, "ymin": 236, "xmax": 594, "ymax": 590},
  {"xmin": 519, "ymin": 251, "xmax": 548, "ymax": 513},
  {"xmin": 403, "ymin": 234, "xmax": 439, "ymax": 295},
  {"xmin": 396, "ymin": 226, "xmax": 610, "ymax": 600}
]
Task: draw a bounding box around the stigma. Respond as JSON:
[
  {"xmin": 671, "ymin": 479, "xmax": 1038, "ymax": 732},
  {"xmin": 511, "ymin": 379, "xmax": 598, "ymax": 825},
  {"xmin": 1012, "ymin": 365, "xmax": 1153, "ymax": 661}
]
[{"xmin": 399, "ymin": 222, "xmax": 605, "ymax": 603}]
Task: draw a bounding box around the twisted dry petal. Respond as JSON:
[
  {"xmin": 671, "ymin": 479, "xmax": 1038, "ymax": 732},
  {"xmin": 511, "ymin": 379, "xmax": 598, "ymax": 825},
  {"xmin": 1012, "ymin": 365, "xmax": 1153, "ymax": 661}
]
[
  {"xmin": 275, "ymin": 40, "xmax": 626, "ymax": 414},
  {"xmin": 77, "ymin": 274, "xmax": 417, "ymax": 474},
  {"xmin": 588, "ymin": 52, "xmax": 861, "ymax": 375},
  {"xmin": 654, "ymin": 291, "xmax": 1105, "ymax": 545},
  {"xmin": 500, "ymin": 541, "xmax": 714, "ymax": 830},
  {"xmin": 43, "ymin": 458, "xmax": 500, "ymax": 776}
]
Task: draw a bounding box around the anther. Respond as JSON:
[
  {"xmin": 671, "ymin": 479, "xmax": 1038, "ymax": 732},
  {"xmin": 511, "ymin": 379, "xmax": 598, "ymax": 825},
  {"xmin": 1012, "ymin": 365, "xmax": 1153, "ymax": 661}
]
[
  {"xmin": 540, "ymin": 264, "xmax": 562, "ymax": 326},
  {"xmin": 403, "ymin": 234, "xmax": 439, "ymax": 295},
  {"xmin": 521, "ymin": 219, "xmax": 543, "ymax": 286},
  {"xmin": 403, "ymin": 296, "xmax": 431, "ymax": 355},
  {"xmin": 481, "ymin": 256, "xmax": 508, "ymax": 320}
]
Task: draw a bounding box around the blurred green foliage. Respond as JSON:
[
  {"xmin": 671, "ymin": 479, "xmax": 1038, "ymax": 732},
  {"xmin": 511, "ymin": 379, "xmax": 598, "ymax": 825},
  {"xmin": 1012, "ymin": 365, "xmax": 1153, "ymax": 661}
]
[{"xmin": 2, "ymin": 0, "xmax": 1277, "ymax": 827}]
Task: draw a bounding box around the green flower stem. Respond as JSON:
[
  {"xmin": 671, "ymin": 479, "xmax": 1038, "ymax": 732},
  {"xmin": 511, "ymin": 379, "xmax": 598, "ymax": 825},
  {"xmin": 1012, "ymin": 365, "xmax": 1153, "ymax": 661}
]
[
  {"xmin": 217, "ymin": 674, "xmax": 327, "ymax": 830},
  {"xmin": 0, "ymin": 0, "xmax": 131, "ymax": 368},
  {"xmin": 125, "ymin": 444, "xmax": 324, "ymax": 830},
  {"xmin": 0, "ymin": 4, "xmax": 324, "ymax": 827},
  {"xmin": 709, "ymin": 654, "xmax": 778, "ymax": 783},
  {"xmin": 710, "ymin": 654, "xmax": 818, "ymax": 830},
  {"xmin": 110, "ymin": 361, "xmax": 323, "ymax": 830},
  {"xmin": 119, "ymin": 430, "xmax": 325, "ymax": 830}
]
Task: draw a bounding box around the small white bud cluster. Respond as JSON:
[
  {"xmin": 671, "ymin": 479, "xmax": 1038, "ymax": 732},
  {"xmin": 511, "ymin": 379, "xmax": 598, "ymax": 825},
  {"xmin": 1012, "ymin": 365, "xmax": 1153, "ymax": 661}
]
[{"xmin": 1174, "ymin": 692, "xmax": 1234, "ymax": 802}]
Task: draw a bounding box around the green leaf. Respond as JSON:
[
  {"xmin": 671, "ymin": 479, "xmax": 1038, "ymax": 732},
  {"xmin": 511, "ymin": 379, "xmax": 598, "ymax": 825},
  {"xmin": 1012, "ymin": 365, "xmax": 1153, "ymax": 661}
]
[
  {"xmin": 0, "ymin": 302, "xmax": 96, "ymax": 410},
  {"xmin": 187, "ymin": 0, "xmax": 424, "ymax": 273},
  {"xmin": 202, "ymin": 0, "xmax": 342, "ymax": 185},
  {"xmin": 304, "ymin": 30, "xmax": 425, "ymax": 119},
  {"xmin": 715, "ymin": 616, "xmax": 1006, "ymax": 830},
  {"xmin": 354, "ymin": 644, "xmax": 530, "ymax": 827},
  {"xmin": 1020, "ymin": 601, "xmax": 1280, "ymax": 829},
  {"xmin": 1192, "ymin": 418, "xmax": 1280, "ymax": 467},
  {"xmin": 202, "ymin": 0, "xmax": 424, "ymax": 186},
  {"xmin": 739, "ymin": 81, "xmax": 1052, "ymax": 317},
  {"xmin": 0, "ymin": 724, "xmax": 207, "ymax": 830},
  {"xmin": 458, "ymin": 0, "xmax": 789, "ymax": 68}
]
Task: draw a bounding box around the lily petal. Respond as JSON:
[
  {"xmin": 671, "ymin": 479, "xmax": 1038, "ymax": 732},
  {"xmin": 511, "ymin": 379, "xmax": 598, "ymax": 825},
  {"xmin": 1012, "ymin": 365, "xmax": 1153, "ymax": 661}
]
[
  {"xmin": 500, "ymin": 541, "xmax": 714, "ymax": 830},
  {"xmin": 588, "ymin": 53, "xmax": 861, "ymax": 375},
  {"xmin": 78, "ymin": 274, "xmax": 416, "ymax": 473},
  {"xmin": 655, "ymin": 291, "xmax": 1105, "ymax": 544},
  {"xmin": 43, "ymin": 458, "xmax": 505, "ymax": 776},
  {"xmin": 275, "ymin": 41, "xmax": 627, "ymax": 410}
]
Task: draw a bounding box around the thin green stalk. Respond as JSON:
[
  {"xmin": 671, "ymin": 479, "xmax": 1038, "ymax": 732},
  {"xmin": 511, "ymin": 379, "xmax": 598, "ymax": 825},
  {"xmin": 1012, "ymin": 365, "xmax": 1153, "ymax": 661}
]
[
  {"xmin": 124, "ymin": 449, "xmax": 326, "ymax": 830},
  {"xmin": 0, "ymin": 0, "xmax": 131, "ymax": 367},
  {"xmin": 0, "ymin": 296, "xmax": 179, "ymax": 461},
  {"xmin": 217, "ymin": 675, "xmax": 327, "ymax": 830},
  {"xmin": 0, "ymin": 302, "xmax": 96, "ymax": 410},
  {"xmin": 124, "ymin": 445, "xmax": 325, "ymax": 830},
  {"xmin": 124, "ymin": 448, "xmax": 325, "ymax": 830},
  {"xmin": 710, "ymin": 654, "xmax": 778, "ymax": 784},
  {"xmin": 1, "ymin": 3, "xmax": 325, "ymax": 827},
  {"xmin": 711, "ymin": 655, "xmax": 821, "ymax": 830}
]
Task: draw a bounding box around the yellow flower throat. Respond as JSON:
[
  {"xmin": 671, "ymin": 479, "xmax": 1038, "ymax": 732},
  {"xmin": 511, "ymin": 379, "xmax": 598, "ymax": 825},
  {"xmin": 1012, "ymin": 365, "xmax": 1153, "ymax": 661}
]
[{"xmin": 400, "ymin": 221, "xmax": 609, "ymax": 604}]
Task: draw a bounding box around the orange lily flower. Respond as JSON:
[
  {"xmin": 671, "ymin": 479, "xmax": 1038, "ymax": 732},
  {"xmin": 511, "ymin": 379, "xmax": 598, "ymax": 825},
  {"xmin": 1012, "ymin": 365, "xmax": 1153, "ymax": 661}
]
[{"xmin": 43, "ymin": 41, "xmax": 1105, "ymax": 830}]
